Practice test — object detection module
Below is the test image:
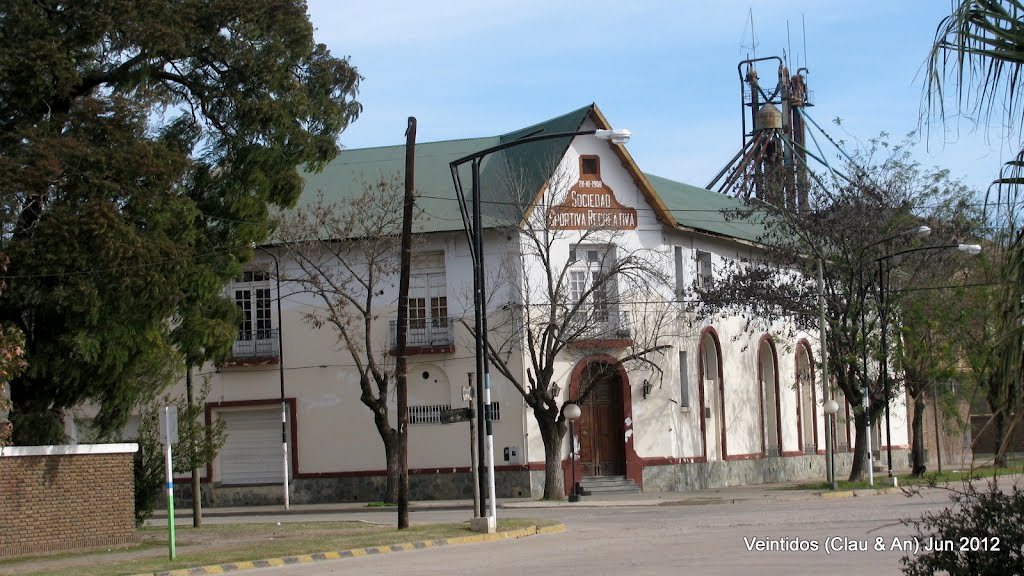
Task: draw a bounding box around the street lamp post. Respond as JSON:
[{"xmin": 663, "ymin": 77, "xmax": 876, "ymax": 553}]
[
  {"xmin": 858, "ymin": 225, "xmax": 931, "ymax": 487},
  {"xmin": 823, "ymin": 399, "xmax": 840, "ymax": 491},
  {"xmin": 858, "ymin": 266, "xmax": 874, "ymax": 487},
  {"xmin": 257, "ymin": 245, "xmax": 289, "ymax": 509},
  {"xmin": 874, "ymin": 242, "xmax": 981, "ymax": 485},
  {"xmin": 564, "ymin": 402, "xmax": 582, "ymax": 503},
  {"xmin": 449, "ymin": 126, "xmax": 630, "ymax": 527}
]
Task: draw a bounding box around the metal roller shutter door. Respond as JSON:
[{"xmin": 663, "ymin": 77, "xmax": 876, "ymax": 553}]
[{"xmin": 220, "ymin": 409, "xmax": 283, "ymax": 484}]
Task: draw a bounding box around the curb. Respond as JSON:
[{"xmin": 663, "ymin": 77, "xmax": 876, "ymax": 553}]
[
  {"xmin": 151, "ymin": 503, "xmax": 472, "ymax": 519},
  {"xmin": 818, "ymin": 486, "xmax": 902, "ymax": 499},
  {"xmin": 135, "ymin": 524, "xmax": 566, "ymax": 576},
  {"xmin": 819, "ymin": 490, "xmax": 856, "ymax": 499}
]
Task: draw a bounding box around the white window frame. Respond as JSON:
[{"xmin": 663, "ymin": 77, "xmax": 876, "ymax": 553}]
[
  {"xmin": 232, "ymin": 270, "xmax": 273, "ymax": 342},
  {"xmin": 568, "ymin": 245, "xmax": 616, "ymax": 325}
]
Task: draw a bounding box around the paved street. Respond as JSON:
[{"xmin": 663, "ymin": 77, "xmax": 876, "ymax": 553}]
[{"xmin": 205, "ymin": 488, "xmax": 968, "ymax": 576}]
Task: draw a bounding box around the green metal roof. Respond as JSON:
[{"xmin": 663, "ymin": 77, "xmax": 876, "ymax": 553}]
[
  {"xmin": 299, "ymin": 136, "xmax": 497, "ymax": 234},
  {"xmin": 298, "ymin": 105, "xmax": 769, "ymax": 243},
  {"xmin": 643, "ymin": 173, "xmax": 768, "ymax": 244}
]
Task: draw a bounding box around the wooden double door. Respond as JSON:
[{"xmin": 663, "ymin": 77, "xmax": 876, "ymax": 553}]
[{"xmin": 577, "ymin": 365, "xmax": 625, "ymax": 477}]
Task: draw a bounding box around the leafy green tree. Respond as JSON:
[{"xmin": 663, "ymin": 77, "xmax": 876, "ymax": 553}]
[
  {"xmin": 928, "ymin": 0, "xmax": 1024, "ymax": 465},
  {"xmin": 0, "ymin": 1, "xmax": 361, "ymax": 444},
  {"xmin": 891, "ymin": 196, "xmax": 985, "ymax": 474},
  {"xmin": 0, "ymin": 255, "xmax": 26, "ymax": 447}
]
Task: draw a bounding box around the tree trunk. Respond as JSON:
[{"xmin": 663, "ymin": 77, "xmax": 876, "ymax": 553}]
[
  {"xmin": 382, "ymin": 430, "xmax": 401, "ymax": 503},
  {"xmin": 994, "ymin": 410, "xmax": 1007, "ymax": 469},
  {"xmin": 848, "ymin": 411, "xmax": 867, "ymax": 482},
  {"xmin": 910, "ymin": 392, "xmax": 926, "ymax": 475},
  {"xmin": 536, "ymin": 408, "xmax": 568, "ymax": 500},
  {"xmin": 369, "ymin": 398, "xmax": 399, "ymax": 503}
]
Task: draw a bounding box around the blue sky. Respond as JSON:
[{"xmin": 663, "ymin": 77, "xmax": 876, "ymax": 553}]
[{"xmin": 306, "ymin": 1, "xmax": 1010, "ymax": 195}]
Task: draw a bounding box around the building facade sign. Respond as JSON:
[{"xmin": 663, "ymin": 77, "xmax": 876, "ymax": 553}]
[{"xmin": 549, "ymin": 156, "xmax": 638, "ymax": 230}]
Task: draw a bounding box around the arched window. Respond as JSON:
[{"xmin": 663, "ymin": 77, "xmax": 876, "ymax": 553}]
[
  {"xmin": 699, "ymin": 329, "xmax": 724, "ymax": 460},
  {"xmin": 796, "ymin": 342, "xmax": 817, "ymax": 454},
  {"xmin": 759, "ymin": 336, "xmax": 781, "ymax": 456}
]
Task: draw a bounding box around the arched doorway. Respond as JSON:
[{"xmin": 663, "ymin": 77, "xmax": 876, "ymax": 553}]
[
  {"xmin": 758, "ymin": 336, "xmax": 782, "ymax": 456},
  {"xmin": 575, "ymin": 361, "xmax": 626, "ymax": 476},
  {"xmin": 699, "ymin": 329, "xmax": 725, "ymax": 460},
  {"xmin": 796, "ymin": 341, "xmax": 818, "ymax": 454}
]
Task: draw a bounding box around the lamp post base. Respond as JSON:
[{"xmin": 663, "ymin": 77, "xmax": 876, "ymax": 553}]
[
  {"xmin": 470, "ymin": 516, "xmax": 496, "ymax": 533},
  {"xmin": 569, "ymin": 493, "xmax": 581, "ymax": 503}
]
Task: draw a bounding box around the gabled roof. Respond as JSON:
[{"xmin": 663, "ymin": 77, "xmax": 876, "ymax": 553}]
[{"xmin": 298, "ymin": 105, "xmax": 768, "ymax": 243}]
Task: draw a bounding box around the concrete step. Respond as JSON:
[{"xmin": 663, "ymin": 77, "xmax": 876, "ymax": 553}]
[
  {"xmin": 577, "ymin": 476, "xmax": 640, "ymax": 496},
  {"xmin": 579, "ymin": 475, "xmax": 628, "ymax": 485}
]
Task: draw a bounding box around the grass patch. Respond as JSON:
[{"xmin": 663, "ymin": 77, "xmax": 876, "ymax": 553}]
[
  {"xmin": 365, "ymin": 501, "xmax": 397, "ymax": 507},
  {"xmin": 787, "ymin": 465, "xmax": 1024, "ymax": 491},
  {"xmin": 2, "ymin": 518, "xmax": 557, "ymax": 576}
]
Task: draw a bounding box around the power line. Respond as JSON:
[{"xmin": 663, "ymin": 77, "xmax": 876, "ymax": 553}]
[{"xmin": 0, "ymin": 243, "xmax": 250, "ymax": 280}]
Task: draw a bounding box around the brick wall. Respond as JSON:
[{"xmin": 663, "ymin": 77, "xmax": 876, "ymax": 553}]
[
  {"xmin": 909, "ymin": 397, "xmax": 973, "ymax": 471},
  {"xmin": 971, "ymin": 413, "xmax": 1024, "ymax": 456},
  {"xmin": 0, "ymin": 444, "xmax": 138, "ymax": 557}
]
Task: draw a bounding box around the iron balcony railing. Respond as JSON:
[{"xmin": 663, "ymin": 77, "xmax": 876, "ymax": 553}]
[
  {"xmin": 389, "ymin": 317, "xmax": 455, "ymax": 349},
  {"xmin": 232, "ymin": 328, "xmax": 280, "ymax": 359},
  {"xmin": 570, "ymin": 308, "xmax": 632, "ymax": 340}
]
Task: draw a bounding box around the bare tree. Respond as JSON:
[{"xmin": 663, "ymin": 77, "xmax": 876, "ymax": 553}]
[
  {"xmin": 274, "ymin": 177, "xmax": 413, "ymax": 503},
  {"xmin": 480, "ymin": 160, "xmax": 676, "ymax": 500}
]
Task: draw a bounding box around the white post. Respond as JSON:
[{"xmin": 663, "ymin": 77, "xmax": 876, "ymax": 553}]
[
  {"xmin": 160, "ymin": 406, "xmax": 178, "ymax": 560},
  {"xmin": 484, "ymin": 374, "xmax": 497, "ymax": 527},
  {"xmin": 282, "ymin": 402, "xmax": 289, "ymax": 509},
  {"xmin": 865, "ymin": 395, "xmax": 874, "ymax": 486}
]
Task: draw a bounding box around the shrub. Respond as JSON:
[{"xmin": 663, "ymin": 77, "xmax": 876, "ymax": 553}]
[
  {"xmin": 131, "ymin": 378, "xmax": 226, "ymax": 526},
  {"xmin": 901, "ymin": 480, "xmax": 1024, "ymax": 575}
]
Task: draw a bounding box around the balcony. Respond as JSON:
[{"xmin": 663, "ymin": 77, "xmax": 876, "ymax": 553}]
[
  {"xmin": 569, "ymin": 309, "xmax": 633, "ymax": 348},
  {"xmin": 228, "ymin": 328, "xmax": 280, "ymax": 364},
  {"xmin": 389, "ymin": 317, "xmax": 455, "ymax": 355}
]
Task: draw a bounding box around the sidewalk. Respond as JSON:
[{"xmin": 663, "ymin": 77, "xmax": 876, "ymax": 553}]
[
  {"xmin": 151, "ymin": 481, "xmax": 900, "ymax": 521},
  {"xmin": 6, "ymin": 481, "xmax": 909, "ymax": 576}
]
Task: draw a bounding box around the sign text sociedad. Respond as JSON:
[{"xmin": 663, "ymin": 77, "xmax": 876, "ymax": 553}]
[{"xmin": 549, "ymin": 179, "xmax": 637, "ymax": 230}]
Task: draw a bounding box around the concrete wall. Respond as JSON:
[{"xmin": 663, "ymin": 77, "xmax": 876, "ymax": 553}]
[
  {"xmin": 175, "ymin": 469, "xmax": 533, "ymax": 506},
  {"xmin": 0, "ymin": 444, "xmax": 138, "ymax": 557},
  {"xmin": 644, "ymin": 452, "xmax": 864, "ymax": 491}
]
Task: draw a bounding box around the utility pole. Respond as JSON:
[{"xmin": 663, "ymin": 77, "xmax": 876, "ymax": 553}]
[
  {"xmin": 395, "ymin": 116, "xmax": 417, "ymax": 529},
  {"xmin": 818, "ymin": 260, "xmax": 834, "ymax": 489},
  {"xmin": 185, "ymin": 367, "xmax": 202, "ymax": 527}
]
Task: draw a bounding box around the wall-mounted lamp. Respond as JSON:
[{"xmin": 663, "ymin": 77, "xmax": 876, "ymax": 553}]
[
  {"xmin": 642, "ymin": 379, "xmax": 653, "ymax": 399},
  {"xmin": 550, "ymin": 383, "xmax": 561, "ymax": 398}
]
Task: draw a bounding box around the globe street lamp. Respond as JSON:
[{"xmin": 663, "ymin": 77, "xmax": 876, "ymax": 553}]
[
  {"xmin": 823, "ymin": 399, "xmax": 840, "ymax": 491},
  {"xmin": 564, "ymin": 402, "xmax": 583, "ymax": 503},
  {"xmin": 449, "ymin": 126, "xmax": 630, "ymax": 526}
]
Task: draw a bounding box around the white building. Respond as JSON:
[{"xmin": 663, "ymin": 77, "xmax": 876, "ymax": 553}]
[{"xmin": 159, "ymin": 104, "xmax": 908, "ymax": 504}]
